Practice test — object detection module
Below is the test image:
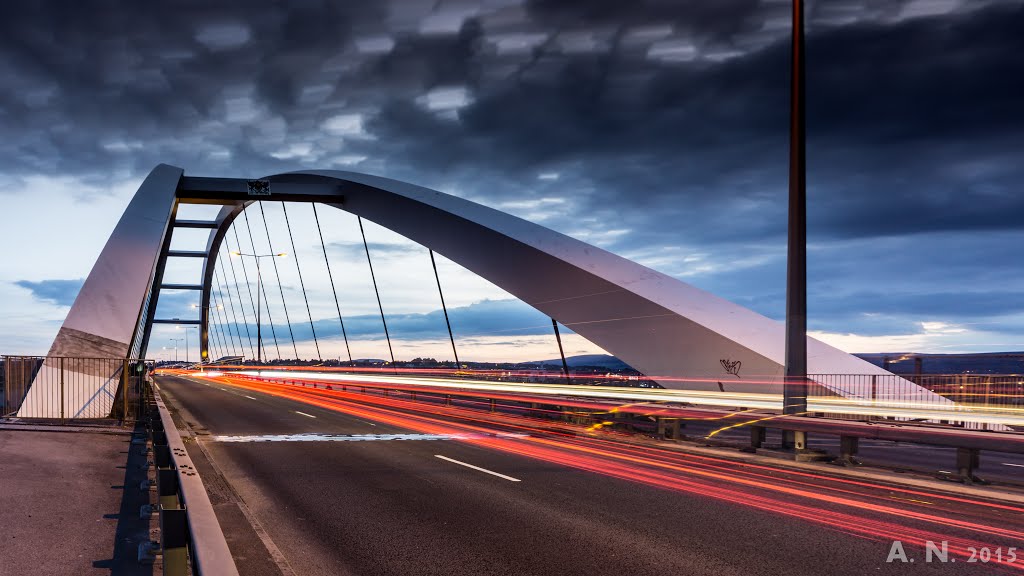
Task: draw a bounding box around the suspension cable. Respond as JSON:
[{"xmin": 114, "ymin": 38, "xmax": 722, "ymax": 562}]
[
  {"xmin": 209, "ymin": 286, "xmax": 231, "ymax": 358},
  {"xmin": 207, "ymin": 313, "xmax": 222, "ymax": 361},
  {"xmin": 231, "ymin": 223, "xmax": 268, "ymax": 359},
  {"xmin": 207, "ymin": 312, "xmax": 223, "ymax": 361},
  {"xmin": 222, "ymin": 237, "xmax": 257, "ymax": 358},
  {"xmin": 359, "ymin": 216, "xmax": 396, "ymax": 366},
  {"xmin": 281, "ymin": 202, "xmax": 322, "ymax": 361},
  {"xmin": 213, "ymin": 288, "xmax": 235, "ymax": 358},
  {"xmin": 257, "ymin": 202, "xmax": 299, "ymax": 359},
  {"xmin": 429, "ymin": 249, "xmax": 460, "ymax": 368},
  {"xmin": 216, "ymin": 256, "xmax": 248, "ymax": 358},
  {"xmin": 242, "ymin": 209, "xmax": 282, "ymax": 359},
  {"xmin": 213, "ymin": 271, "xmax": 240, "ymax": 356},
  {"xmin": 220, "ymin": 245, "xmax": 255, "ymax": 359},
  {"xmin": 211, "ymin": 259, "xmax": 237, "ymax": 354},
  {"xmin": 204, "ymin": 301, "xmax": 218, "ymax": 360},
  {"xmin": 313, "ymin": 204, "xmax": 352, "ymax": 363},
  {"xmin": 551, "ymin": 318, "xmax": 572, "ymax": 385}
]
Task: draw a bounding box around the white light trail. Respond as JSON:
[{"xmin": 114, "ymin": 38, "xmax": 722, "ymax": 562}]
[{"xmin": 221, "ymin": 370, "xmax": 1024, "ymax": 428}]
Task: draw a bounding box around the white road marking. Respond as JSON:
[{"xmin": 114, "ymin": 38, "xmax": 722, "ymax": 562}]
[
  {"xmin": 434, "ymin": 454, "xmax": 521, "ymax": 482},
  {"xmin": 1003, "ymin": 463, "xmax": 1024, "ymax": 468},
  {"xmin": 244, "ymin": 395, "xmax": 257, "ymax": 400},
  {"xmin": 294, "ymin": 411, "xmax": 317, "ymax": 419},
  {"xmin": 213, "ymin": 432, "xmax": 526, "ymax": 443}
]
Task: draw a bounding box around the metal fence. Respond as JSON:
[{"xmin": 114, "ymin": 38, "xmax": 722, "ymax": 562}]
[
  {"xmin": 809, "ymin": 373, "xmax": 1024, "ymax": 429},
  {"xmin": 1, "ymin": 356, "xmax": 152, "ymax": 425}
]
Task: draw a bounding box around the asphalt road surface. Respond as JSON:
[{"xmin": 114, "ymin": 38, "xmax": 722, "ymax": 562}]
[{"xmin": 156, "ymin": 374, "xmax": 1024, "ymax": 576}]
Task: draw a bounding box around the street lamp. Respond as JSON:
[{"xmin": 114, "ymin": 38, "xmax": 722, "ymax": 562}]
[
  {"xmin": 168, "ymin": 338, "xmax": 184, "ymax": 362},
  {"xmin": 230, "ymin": 250, "xmax": 287, "ymax": 364},
  {"xmin": 177, "ymin": 324, "xmax": 199, "ymax": 365}
]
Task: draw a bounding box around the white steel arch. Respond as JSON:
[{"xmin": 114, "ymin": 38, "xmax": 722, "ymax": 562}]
[{"xmin": 20, "ymin": 164, "xmax": 945, "ymax": 416}]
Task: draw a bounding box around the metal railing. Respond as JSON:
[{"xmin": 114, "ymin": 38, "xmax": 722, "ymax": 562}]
[
  {"xmin": 1, "ymin": 355, "xmax": 152, "ymax": 425},
  {"xmin": 809, "ymin": 373, "xmax": 1024, "ymax": 429},
  {"xmin": 142, "ymin": 378, "xmax": 239, "ymax": 575}
]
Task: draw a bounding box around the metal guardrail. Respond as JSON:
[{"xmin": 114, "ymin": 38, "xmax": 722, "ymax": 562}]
[
  {"xmin": 142, "ymin": 377, "xmax": 239, "ymax": 576},
  {"xmin": 1, "ymin": 355, "xmax": 151, "ymax": 425},
  {"xmin": 809, "ymin": 373, "xmax": 1024, "ymax": 430},
  {"xmin": 811, "ymin": 373, "xmax": 1024, "ymax": 406}
]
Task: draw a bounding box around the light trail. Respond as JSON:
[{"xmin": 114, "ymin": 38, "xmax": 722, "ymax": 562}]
[
  {"xmin": 182, "ymin": 372, "xmax": 1024, "ymax": 570},
  {"xmin": 161, "ymin": 365, "xmax": 1024, "ymax": 429},
  {"xmin": 214, "ymin": 368, "xmax": 1024, "ymax": 427}
]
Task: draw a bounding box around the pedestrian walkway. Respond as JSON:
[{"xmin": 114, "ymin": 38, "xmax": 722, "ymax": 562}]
[{"xmin": 0, "ymin": 424, "xmax": 152, "ymax": 575}]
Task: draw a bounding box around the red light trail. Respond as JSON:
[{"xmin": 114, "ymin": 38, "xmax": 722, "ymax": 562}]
[{"xmin": 179, "ymin": 371, "xmax": 1024, "ymax": 571}]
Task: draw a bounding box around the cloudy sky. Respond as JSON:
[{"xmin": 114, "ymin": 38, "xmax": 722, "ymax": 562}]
[{"xmin": 1, "ymin": 0, "xmax": 1023, "ymax": 362}]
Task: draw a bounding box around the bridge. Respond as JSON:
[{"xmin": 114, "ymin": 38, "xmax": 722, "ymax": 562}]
[
  {"xmin": 18, "ymin": 164, "xmax": 948, "ymax": 417},
  {"xmin": 2, "ymin": 163, "xmax": 1023, "ymax": 575}
]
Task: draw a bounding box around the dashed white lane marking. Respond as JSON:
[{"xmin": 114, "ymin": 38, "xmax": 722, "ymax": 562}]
[
  {"xmin": 244, "ymin": 395, "xmax": 257, "ymax": 400},
  {"xmin": 1003, "ymin": 463, "xmax": 1024, "ymax": 468},
  {"xmin": 434, "ymin": 454, "xmax": 521, "ymax": 482},
  {"xmin": 213, "ymin": 432, "xmax": 527, "ymax": 443},
  {"xmin": 294, "ymin": 411, "xmax": 317, "ymax": 418}
]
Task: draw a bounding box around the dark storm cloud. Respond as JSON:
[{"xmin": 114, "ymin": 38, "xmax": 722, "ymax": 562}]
[
  {"xmin": 3, "ymin": 1, "xmax": 1021, "ymax": 207},
  {"xmin": 3, "ymin": 0, "xmax": 1024, "ymax": 348},
  {"xmin": 14, "ymin": 279, "xmax": 83, "ymax": 307},
  {"xmin": 654, "ymin": 229, "xmax": 1024, "ymax": 337},
  {"xmin": 0, "ymin": 0, "xmax": 384, "ymax": 178},
  {"xmin": 353, "ymin": 1, "xmax": 1024, "ymax": 250}
]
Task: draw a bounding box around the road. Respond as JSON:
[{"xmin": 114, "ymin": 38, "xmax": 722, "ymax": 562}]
[
  {"xmin": 678, "ymin": 419, "xmax": 1024, "ymax": 485},
  {"xmin": 156, "ymin": 374, "xmax": 1024, "ymax": 576}
]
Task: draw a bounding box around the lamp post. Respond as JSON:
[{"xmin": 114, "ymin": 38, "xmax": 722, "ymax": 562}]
[
  {"xmin": 177, "ymin": 324, "xmax": 199, "ymax": 365},
  {"xmin": 168, "ymin": 338, "xmax": 184, "ymax": 362},
  {"xmin": 784, "ymin": 0, "xmax": 809, "ymax": 450},
  {"xmin": 189, "ymin": 303, "xmax": 223, "ymax": 368},
  {"xmin": 230, "ymin": 250, "xmax": 287, "ymax": 364}
]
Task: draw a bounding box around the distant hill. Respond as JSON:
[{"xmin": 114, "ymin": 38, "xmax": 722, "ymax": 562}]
[
  {"xmin": 856, "ymin": 352, "xmax": 1024, "ymax": 374},
  {"xmin": 524, "ymin": 354, "xmax": 634, "ymax": 371}
]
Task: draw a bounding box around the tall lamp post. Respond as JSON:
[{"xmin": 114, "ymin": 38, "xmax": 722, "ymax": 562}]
[
  {"xmin": 230, "ymin": 250, "xmax": 287, "ymax": 364},
  {"xmin": 784, "ymin": 0, "xmax": 809, "ymax": 450},
  {"xmin": 168, "ymin": 338, "xmax": 184, "ymax": 363},
  {"xmin": 177, "ymin": 324, "xmax": 199, "ymax": 365}
]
